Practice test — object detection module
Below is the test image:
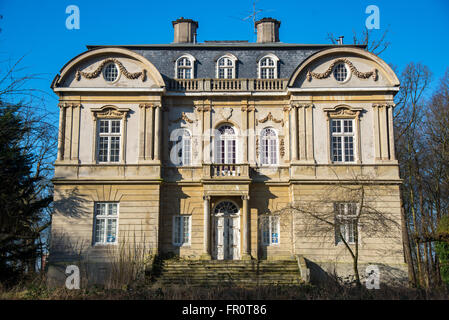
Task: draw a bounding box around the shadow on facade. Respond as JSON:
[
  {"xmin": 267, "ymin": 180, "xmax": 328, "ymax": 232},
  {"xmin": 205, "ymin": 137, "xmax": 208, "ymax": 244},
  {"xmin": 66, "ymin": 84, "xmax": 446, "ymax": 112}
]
[{"xmin": 53, "ymin": 187, "xmax": 90, "ymax": 218}]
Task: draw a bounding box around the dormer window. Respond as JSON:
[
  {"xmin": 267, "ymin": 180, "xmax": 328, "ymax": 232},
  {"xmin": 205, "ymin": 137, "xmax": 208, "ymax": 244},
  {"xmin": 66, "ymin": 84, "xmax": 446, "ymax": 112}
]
[
  {"xmin": 103, "ymin": 63, "xmax": 119, "ymax": 82},
  {"xmin": 175, "ymin": 54, "xmax": 195, "ymax": 79},
  {"xmin": 216, "ymin": 54, "xmax": 237, "ymax": 79},
  {"xmin": 334, "ymin": 63, "xmax": 350, "ymax": 82},
  {"xmin": 258, "ymin": 54, "xmax": 279, "ymax": 79}
]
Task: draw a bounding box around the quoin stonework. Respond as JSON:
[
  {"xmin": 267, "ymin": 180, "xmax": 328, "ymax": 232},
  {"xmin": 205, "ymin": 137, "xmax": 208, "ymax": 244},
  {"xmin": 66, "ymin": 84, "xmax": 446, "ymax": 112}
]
[{"xmin": 48, "ymin": 17, "xmax": 407, "ymax": 285}]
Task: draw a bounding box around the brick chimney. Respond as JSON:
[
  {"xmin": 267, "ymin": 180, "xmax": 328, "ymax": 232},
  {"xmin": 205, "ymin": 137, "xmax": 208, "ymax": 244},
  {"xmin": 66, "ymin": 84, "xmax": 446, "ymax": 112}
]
[
  {"xmin": 172, "ymin": 17, "xmax": 199, "ymax": 43},
  {"xmin": 255, "ymin": 17, "xmax": 281, "ymax": 43}
]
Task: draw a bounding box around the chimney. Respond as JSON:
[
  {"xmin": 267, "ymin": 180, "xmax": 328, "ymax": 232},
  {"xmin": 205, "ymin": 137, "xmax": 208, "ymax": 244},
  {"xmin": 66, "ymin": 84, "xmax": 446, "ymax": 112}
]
[
  {"xmin": 337, "ymin": 36, "xmax": 344, "ymax": 45},
  {"xmin": 172, "ymin": 17, "xmax": 198, "ymax": 43},
  {"xmin": 255, "ymin": 17, "xmax": 281, "ymax": 43}
]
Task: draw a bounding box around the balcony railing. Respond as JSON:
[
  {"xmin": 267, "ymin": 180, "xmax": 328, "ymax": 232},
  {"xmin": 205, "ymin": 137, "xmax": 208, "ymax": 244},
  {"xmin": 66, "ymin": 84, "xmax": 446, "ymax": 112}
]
[
  {"xmin": 167, "ymin": 78, "xmax": 288, "ymax": 92},
  {"xmin": 202, "ymin": 163, "xmax": 250, "ymax": 179}
]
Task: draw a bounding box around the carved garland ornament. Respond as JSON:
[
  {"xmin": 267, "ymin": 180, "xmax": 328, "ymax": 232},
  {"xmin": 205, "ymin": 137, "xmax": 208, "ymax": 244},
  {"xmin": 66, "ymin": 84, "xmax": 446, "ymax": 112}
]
[
  {"xmin": 280, "ymin": 138, "xmax": 285, "ymax": 157},
  {"xmin": 306, "ymin": 58, "xmax": 378, "ymax": 81},
  {"xmin": 76, "ymin": 58, "xmax": 147, "ymax": 82},
  {"xmin": 91, "ymin": 106, "xmax": 129, "ymax": 120},
  {"xmin": 170, "ymin": 112, "xmax": 195, "ymax": 124},
  {"xmin": 257, "ymin": 112, "xmax": 284, "ymax": 127}
]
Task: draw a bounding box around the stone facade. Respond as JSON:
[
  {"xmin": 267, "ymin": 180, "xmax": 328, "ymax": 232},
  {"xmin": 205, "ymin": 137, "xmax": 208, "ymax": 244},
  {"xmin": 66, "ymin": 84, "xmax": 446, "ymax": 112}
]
[{"xmin": 47, "ymin": 18, "xmax": 407, "ymax": 285}]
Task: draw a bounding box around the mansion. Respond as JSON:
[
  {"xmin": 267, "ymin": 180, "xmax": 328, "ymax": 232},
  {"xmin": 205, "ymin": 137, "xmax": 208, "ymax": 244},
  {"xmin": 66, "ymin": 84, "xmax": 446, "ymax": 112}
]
[{"xmin": 48, "ymin": 17, "xmax": 407, "ymax": 284}]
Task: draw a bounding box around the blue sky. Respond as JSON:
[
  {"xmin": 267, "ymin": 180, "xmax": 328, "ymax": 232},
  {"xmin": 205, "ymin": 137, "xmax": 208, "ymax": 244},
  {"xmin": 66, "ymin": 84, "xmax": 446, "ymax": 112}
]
[{"xmin": 1, "ymin": 0, "xmax": 448, "ymax": 108}]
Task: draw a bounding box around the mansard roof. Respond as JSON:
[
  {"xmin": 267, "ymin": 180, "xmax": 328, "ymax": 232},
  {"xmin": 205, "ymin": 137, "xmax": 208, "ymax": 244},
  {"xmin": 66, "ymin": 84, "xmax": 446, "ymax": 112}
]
[{"xmin": 84, "ymin": 43, "xmax": 366, "ymax": 80}]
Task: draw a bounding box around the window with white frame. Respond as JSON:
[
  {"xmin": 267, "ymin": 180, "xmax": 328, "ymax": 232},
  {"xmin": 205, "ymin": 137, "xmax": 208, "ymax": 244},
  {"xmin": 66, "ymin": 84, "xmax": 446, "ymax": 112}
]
[
  {"xmin": 217, "ymin": 56, "xmax": 236, "ymax": 79},
  {"xmin": 260, "ymin": 128, "xmax": 278, "ymax": 165},
  {"xmin": 331, "ymin": 118, "xmax": 355, "ymax": 163},
  {"xmin": 334, "ymin": 202, "xmax": 358, "ymax": 245},
  {"xmin": 173, "ymin": 215, "xmax": 191, "ymax": 246},
  {"xmin": 259, "ymin": 56, "xmax": 278, "ymax": 79},
  {"xmin": 103, "ymin": 63, "xmax": 119, "ymax": 82},
  {"xmin": 97, "ymin": 119, "xmax": 121, "ymax": 163},
  {"xmin": 174, "ymin": 129, "xmax": 191, "ymax": 166},
  {"xmin": 215, "ymin": 124, "xmax": 236, "ymax": 164},
  {"xmin": 261, "ymin": 215, "xmax": 280, "ymax": 245},
  {"xmin": 94, "ymin": 202, "xmax": 119, "ymax": 244},
  {"xmin": 175, "ymin": 55, "xmax": 194, "ymax": 79},
  {"xmin": 334, "ymin": 63, "xmax": 349, "ymax": 82}
]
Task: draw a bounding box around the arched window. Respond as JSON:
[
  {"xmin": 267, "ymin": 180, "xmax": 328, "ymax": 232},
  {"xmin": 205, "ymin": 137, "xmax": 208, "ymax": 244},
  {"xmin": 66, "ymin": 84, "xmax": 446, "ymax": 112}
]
[
  {"xmin": 215, "ymin": 124, "xmax": 236, "ymax": 164},
  {"xmin": 260, "ymin": 128, "xmax": 278, "ymax": 165},
  {"xmin": 175, "ymin": 55, "xmax": 195, "ymax": 79},
  {"xmin": 216, "ymin": 55, "xmax": 237, "ymax": 79},
  {"xmin": 258, "ymin": 55, "xmax": 279, "ymax": 79},
  {"xmin": 175, "ymin": 129, "xmax": 191, "ymax": 166}
]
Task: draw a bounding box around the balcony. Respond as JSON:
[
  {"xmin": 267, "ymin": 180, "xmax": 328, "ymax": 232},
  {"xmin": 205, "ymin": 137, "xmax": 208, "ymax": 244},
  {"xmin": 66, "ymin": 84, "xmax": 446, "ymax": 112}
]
[
  {"xmin": 166, "ymin": 78, "xmax": 288, "ymax": 92},
  {"xmin": 202, "ymin": 163, "xmax": 250, "ymax": 180}
]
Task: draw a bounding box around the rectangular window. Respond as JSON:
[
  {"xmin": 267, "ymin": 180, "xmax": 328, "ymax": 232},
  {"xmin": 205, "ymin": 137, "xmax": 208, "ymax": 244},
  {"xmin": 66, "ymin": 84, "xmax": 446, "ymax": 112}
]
[
  {"xmin": 261, "ymin": 215, "xmax": 280, "ymax": 245},
  {"xmin": 94, "ymin": 202, "xmax": 119, "ymax": 244},
  {"xmin": 335, "ymin": 203, "xmax": 358, "ymax": 245},
  {"xmin": 173, "ymin": 215, "xmax": 191, "ymax": 246},
  {"xmin": 98, "ymin": 119, "xmax": 121, "ymax": 162},
  {"xmin": 331, "ymin": 119, "xmax": 355, "ymax": 163}
]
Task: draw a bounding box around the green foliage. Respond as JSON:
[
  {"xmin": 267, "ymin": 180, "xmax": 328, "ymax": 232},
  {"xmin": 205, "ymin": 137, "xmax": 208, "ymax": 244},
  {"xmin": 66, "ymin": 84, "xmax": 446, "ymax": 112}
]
[
  {"xmin": 435, "ymin": 216, "xmax": 449, "ymax": 284},
  {"xmin": 0, "ymin": 104, "xmax": 52, "ymax": 286}
]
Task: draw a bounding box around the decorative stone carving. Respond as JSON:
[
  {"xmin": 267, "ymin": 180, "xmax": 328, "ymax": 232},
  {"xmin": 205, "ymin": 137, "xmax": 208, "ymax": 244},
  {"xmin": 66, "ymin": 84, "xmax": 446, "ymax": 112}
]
[
  {"xmin": 58, "ymin": 103, "xmax": 81, "ymax": 109},
  {"xmin": 256, "ymin": 136, "xmax": 259, "ymax": 157},
  {"xmin": 76, "ymin": 58, "xmax": 147, "ymax": 82},
  {"xmin": 257, "ymin": 112, "xmax": 284, "ymax": 126},
  {"xmin": 306, "ymin": 58, "xmax": 377, "ymax": 81},
  {"xmin": 218, "ymin": 107, "xmax": 233, "ymax": 121},
  {"xmin": 280, "ymin": 138, "xmax": 285, "ymax": 157},
  {"xmin": 323, "ymin": 105, "xmax": 363, "ymax": 120},
  {"xmin": 196, "ymin": 106, "xmax": 211, "ymax": 112},
  {"xmin": 91, "ymin": 105, "xmax": 129, "ymax": 120},
  {"xmin": 372, "ymin": 103, "xmax": 395, "ymax": 108},
  {"xmin": 170, "ymin": 112, "xmax": 195, "ymax": 124}
]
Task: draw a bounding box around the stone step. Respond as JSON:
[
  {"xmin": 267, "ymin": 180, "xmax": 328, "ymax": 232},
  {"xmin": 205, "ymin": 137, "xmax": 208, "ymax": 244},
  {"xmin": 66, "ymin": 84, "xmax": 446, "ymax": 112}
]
[{"xmin": 153, "ymin": 259, "xmax": 303, "ymax": 286}]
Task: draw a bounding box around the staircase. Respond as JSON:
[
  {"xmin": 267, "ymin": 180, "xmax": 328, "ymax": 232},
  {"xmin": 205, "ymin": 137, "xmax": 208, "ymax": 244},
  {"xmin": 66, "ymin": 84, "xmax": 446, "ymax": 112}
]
[{"xmin": 153, "ymin": 259, "xmax": 304, "ymax": 287}]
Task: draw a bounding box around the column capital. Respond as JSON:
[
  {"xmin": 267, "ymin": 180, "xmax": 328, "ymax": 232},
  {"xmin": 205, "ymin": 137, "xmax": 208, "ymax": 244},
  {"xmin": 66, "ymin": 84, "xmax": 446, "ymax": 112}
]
[
  {"xmin": 139, "ymin": 103, "xmax": 154, "ymax": 109},
  {"xmin": 241, "ymin": 195, "xmax": 250, "ymax": 201},
  {"xmin": 58, "ymin": 102, "xmax": 81, "ymax": 109},
  {"xmin": 203, "ymin": 195, "xmax": 211, "ymax": 201}
]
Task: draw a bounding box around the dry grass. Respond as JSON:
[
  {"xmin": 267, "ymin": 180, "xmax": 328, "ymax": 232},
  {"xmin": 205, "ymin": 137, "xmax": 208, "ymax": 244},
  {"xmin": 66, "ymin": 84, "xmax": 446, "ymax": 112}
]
[{"xmin": 1, "ymin": 273, "xmax": 449, "ymax": 300}]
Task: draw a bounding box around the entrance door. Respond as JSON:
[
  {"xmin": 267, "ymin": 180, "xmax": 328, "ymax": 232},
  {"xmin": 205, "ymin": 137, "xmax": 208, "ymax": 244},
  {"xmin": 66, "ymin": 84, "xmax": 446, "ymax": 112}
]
[{"xmin": 213, "ymin": 201, "xmax": 240, "ymax": 260}]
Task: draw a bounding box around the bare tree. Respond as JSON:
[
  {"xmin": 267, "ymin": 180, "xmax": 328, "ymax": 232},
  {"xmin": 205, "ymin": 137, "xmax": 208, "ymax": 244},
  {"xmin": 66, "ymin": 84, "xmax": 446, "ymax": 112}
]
[
  {"xmin": 274, "ymin": 172, "xmax": 400, "ymax": 287},
  {"xmin": 0, "ymin": 56, "xmax": 57, "ymax": 277},
  {"xmin": 327, "ymin": 28, "xmax": 390, "ymax": 56}
]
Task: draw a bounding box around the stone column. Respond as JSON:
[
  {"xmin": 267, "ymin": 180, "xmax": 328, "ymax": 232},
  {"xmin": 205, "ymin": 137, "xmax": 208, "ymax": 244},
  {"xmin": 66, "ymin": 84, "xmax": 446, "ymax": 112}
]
[
  {"xmin": 201, "ymin": 195, "xmax": 211, "ymax": 260},
  {"xmin": 380, "ymin": 105, "xmax": 389, "ymax": 160},
  {"xmin": 154, "ymin": 104, "xmax": 162, "ymax": 161},
  {"xmin": 241, "ymin": 195, "xmax": 251, "ymax": 260},
  {"xmin": 373, "ymin": 104, "xmax": 381, "ymax": 161},
  {"xmin": 291, "ymin": 105, "xmax": 298, "ymax": 161},
  {"xmin": 306, "ymin": 105, "xmax": 314, "ymax": 161},
  {"xmin": 298, "ymin": 105, "xmax": 306, "ymax": 160},
  {"xmin": 203, "ymin": 104, "xmax": 211, "ymax": 164},
  {"xmin": 248, "ymin": 105, "xmax": 256, "ymax": 164},
  {"xmin": 70, "ymin": 104, "xmax": 81, "ymax": 162},
  {"xmin": 146, "ymin": 105, "xmax": 154, "ymax": 160},
  {"xmin": 64, "ymin": 104, "xmax": 73, "ymax": 161},
  {"xmin": 57, "ymin": 103, "xmax": 66, "ymax": 161},
  {"xmin": 162, "ymin": 107, "xmax": 170, "ymax": 164},
  {"xmin": 241, "ymin": 103, "xmax": 248, "ymax": 163},
  {"xmin": 388, "ymin": 104, "xmax": 396, "ymax": 161},
  {"xmin": 138, "ymin": 104, "xmax": 146, "ymax": 161},
  {"xmin": 283, "ymin": 106, "xmax": 290, "ymax": 162}
]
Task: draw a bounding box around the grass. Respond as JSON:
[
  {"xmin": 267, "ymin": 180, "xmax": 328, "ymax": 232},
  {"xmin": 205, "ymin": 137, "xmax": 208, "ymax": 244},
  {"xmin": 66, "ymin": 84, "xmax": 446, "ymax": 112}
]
[{"xmin": 1, "ymin": 274, "xmax": 449, "ymax": 300}]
